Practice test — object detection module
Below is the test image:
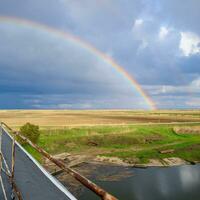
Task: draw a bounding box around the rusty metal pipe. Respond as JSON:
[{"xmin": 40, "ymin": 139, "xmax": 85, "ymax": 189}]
[{"xmin": 2, "ymin": 122, "xmax": 118, "ymax": 200}]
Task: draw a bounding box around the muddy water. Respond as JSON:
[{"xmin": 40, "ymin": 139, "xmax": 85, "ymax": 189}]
[{"xmin": 79, "ymin": 164, "xmax": 200, "ymax": 200}]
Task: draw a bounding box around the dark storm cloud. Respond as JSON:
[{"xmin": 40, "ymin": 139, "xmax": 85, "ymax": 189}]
[
  {"xmin": 0, "ymin": 22, "xmax": 149, "ymax": 109},
  {"xmin": 0, "ymin": 0, "xmax": 200, "ymax": 108}
]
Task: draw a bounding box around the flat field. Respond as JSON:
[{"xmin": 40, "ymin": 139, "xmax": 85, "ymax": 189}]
[
  {"xmin": 1, "ymin": 110, "xmax": 200, "ymax": 165},
  {"xmin": 1, "ymin": 109, "xmax": 200, "ymax": 128}
]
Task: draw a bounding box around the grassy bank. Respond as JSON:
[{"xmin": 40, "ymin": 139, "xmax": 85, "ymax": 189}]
[{"xmin": 24, "ymin": 123, "xmax": 200, "ymax": 164}]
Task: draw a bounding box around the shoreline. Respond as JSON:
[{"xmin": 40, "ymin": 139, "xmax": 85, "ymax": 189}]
[
  {"xmin": 94, "ymin": 155, "xmax": 198, "ymax": 168},
  {"xmin": 44, "ymin": 153, "xmax": 199, "ymax": 171}
]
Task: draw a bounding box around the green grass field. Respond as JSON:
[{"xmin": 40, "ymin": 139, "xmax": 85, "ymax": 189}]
[
  {"xmin": 24, "ymin": 123, "xmax": 200, "ymax": 164},
  {"xmin": 2, "ymin": 110, "xmax": 200, "ymax": 165}
]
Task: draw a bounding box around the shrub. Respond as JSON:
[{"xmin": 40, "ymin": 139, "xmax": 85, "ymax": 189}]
[{"xmin": 18, "ymin": 123, "xmax": 40, "ymax": 144}]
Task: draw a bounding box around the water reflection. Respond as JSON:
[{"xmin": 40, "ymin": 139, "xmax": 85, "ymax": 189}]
[
  {"xmin": 80, "ymin": 164, "xmax": 200, "ymax": 200},
  {"xmin": 179, "ymin": 165, "xmax": 200, "ymax": 190}
]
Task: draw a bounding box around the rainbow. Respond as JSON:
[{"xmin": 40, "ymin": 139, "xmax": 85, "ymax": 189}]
[{"xmin": 0, "ymin": 16, "xmax": 156, "ymax": 110}]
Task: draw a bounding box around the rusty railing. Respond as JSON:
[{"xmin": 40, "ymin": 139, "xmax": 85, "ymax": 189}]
[
  {"xmin": 0, "ymin": 122, "xmax": 23, "ymax": 200},
  {"xmin": 1, "ymin": 122, "xmax": 118, "ymax": 200}
]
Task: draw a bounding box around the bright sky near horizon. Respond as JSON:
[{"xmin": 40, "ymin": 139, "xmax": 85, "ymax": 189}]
[{"xmin": 0, "ymin": 0, "xmax": 200, "ymax": 109}]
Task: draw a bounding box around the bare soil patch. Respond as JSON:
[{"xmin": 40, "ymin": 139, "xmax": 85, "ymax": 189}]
[{"xmin": 174, "ymin": 126, "xmax": 200, "ymax": 135}]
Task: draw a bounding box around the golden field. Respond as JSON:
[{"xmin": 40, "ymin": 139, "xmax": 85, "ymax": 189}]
[{"xmin": 0, "ymin": 109, "xmax": 200, "ymax": 128}]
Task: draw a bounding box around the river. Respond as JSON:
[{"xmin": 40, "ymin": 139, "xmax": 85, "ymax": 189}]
[{"xmin": 79, "ymin": 164, "xmax": 200, "ymax": 200}]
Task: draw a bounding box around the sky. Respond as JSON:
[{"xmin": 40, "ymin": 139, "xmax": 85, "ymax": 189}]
[{"xmin": 0, "ymin": 0, "xmax": 200, "ymax": 109}]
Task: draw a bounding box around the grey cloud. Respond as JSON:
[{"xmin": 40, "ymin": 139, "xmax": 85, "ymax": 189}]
[
  {"xmin": 0, "ymin": 0, "xmax": 200, "ymax": 108},
  {"xmin": 0, "ymin": 23, "xmax": 148, "ymax": 108},
  {"xmin": 162, "ymin": 0, "xmax": 200, "ymax": 34}
]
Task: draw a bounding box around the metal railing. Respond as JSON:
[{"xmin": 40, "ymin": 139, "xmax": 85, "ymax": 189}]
[
  {"xmin": 0, "ymin": 122, "xmax": 118, "ymax": 200},
  {"xmin": 0, "ymin": 122, "xmax": 23, "ymax": 200}
]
